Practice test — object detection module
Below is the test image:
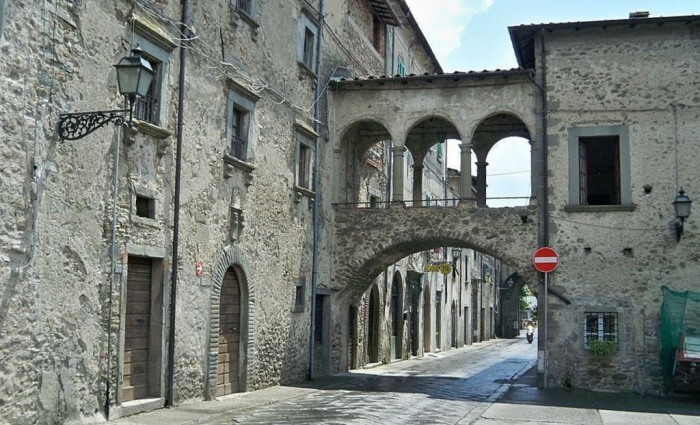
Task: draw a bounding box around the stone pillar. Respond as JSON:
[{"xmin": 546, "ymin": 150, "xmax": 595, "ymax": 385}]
[
  {"xmin": 391, "ymin": 146, "xmax": 406, "ymax": 205},
  {"xmin": 412, "ymin": 163, "xmax": 424, "ymax": 207},
  {"xmin": 476, "ymin": 161, "xmax": 488, "ymax": 207},
  {"xmin": 459, "ymin": 142, "xmax": 473, "ymax": 205}
]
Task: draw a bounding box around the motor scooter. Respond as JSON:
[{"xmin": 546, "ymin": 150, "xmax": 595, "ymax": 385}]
[{"xmin": 526, "ymin": 328, "xmax": 534, "ymax": 344}]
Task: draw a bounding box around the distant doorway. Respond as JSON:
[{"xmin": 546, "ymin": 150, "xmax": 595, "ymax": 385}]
[{"xmin": 367, "ymin": 286, "xmax": 380, "ymax": 363}]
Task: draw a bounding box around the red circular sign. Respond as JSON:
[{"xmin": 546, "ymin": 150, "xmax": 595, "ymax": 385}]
[{"xmin": 533, "ymin": 247, "xmax": 559, "ymax": 273}]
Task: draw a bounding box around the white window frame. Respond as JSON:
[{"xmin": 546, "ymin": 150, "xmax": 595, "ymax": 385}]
[
  {"xmin": 567, "ymin": 125, "xmax": 631, "ymax": 207},
  {"xmin": 295, "ymin": 129, "xmax": 315, "ymax": 191},
  {"xmin": 226, "ymin": 88, "xmax": 257, "ymax": 162},
  {"xmin": 132, "ymin": 28, "xmax": 175, "ymax": 128},
  {"xmin": 583, "ymin": 312, "xmax": 618, "ymax": 348},
  {"xmin": 297, "ymin": 13, "xmax": 318, "ymax": 72}
]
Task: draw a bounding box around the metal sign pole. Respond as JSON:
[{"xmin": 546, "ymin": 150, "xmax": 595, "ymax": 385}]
[{"xmin": 544, "ymin": 271, "xmax": 548, "ymax": 389}]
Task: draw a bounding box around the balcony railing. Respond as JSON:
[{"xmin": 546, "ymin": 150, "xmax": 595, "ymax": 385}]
[{"xmin": 134, "ymin": 95, "xmax": 159, "ymax": 125}]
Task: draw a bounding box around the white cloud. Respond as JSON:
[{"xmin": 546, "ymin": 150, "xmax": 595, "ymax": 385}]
[{"xmin": 405, "ymin": 0, "xmax": 493, "ymax": 60}]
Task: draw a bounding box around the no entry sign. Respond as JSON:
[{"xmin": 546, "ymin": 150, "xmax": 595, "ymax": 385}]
[{"xmin": 533, "ymin": 247, "xmax": 559, "ymax": 273}]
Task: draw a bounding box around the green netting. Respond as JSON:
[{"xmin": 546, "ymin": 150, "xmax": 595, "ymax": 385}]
[{"xmin": 660, "ymin": 286, "xmax": 700, "ymax": 390}]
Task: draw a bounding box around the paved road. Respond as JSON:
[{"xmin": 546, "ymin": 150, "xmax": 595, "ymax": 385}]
[{"xmin": 115, "ymin": 337, "xmax": 537, "ymax": 424}]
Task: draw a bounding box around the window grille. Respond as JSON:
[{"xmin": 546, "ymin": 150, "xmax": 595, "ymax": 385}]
[{"xmin": 584, "ymin": 312, "xmax": 618, "ymax": 347}]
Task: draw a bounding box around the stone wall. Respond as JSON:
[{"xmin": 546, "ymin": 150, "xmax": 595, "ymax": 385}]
[{"xmin": 540, "ymin": 21, "xmax": 700, "ymax": 393}]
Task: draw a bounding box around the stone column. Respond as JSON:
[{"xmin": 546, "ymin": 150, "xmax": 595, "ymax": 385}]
[
  {"xmin": 459, "ymin": 142, "xmax": 473, "ymax": 205},
  {"xmin": 391, "ymin": 146, "xmax": 406, "ymax": 205},
  {"xmin": 476, "ymin": 161, "xmax": 488, "ymax": 207},
  {"xmin": 412, "ymin": 163, "xmax": 424, "ymax": 207}
]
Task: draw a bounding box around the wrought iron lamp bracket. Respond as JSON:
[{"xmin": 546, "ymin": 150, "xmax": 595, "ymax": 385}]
[{"xmin": 57, "ymin": 109, "xmax": 130, "ymax": 141}]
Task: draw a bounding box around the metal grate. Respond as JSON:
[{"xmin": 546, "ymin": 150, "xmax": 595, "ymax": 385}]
[{"xmin": 584, "ymin": 312, "xmax": 618, "ymax": 346}]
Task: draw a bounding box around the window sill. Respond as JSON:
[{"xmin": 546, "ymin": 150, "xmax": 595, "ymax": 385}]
[
  {"xmin": 233, "ymin": 8, "xmax": 260, "ymax": 41},
  {"xmin": 564, "ymin": 204, "xmax": 637, "ymax": 213},
  {"xmin": 223, "ymin": 153, "xmax": 255, "ymax": 183},
  {"xmin": 298, "ymin": 61, "xmax": 317, "ymax": 80},
  {"xmin": 131, "ymin": 215, "xmax": 161, "ymax": 229},
  {"xmin": 130, "ymin": 119, "xmax": 172, "ymax": 139},
  {"xmin": 293, "ymin": 185, "xmax": 315, "ymax": 204}
]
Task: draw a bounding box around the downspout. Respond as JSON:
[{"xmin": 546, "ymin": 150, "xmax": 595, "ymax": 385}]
[
  {"xmin": 309, "ymin": 0, "xmax": 325, "ymax": 380},
  {"xmin": 539, "ymin": 27, "xmax": 550, "ymax": 389},
  {"xmin": 540, "ymin": 28, "xmax": 549, "ymax": 247},
  {"xmin": 166, "ymin": 0, "xmax": 189, "ymax": 407},
  {"xmin": 104, "ymin": 123, "xmax": 122, "ymax": 420}
]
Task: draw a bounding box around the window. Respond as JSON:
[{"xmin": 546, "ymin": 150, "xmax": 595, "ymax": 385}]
[
  {"xmin": 369, "ymin": 195, "xmax": 379, "ymax": 208},
  {"xmin": 131, "ymin": 31, "xmax": 174, "ymax": 127},
  {"xmin": 293, "ymin": 278, "xmax": 305, "ymax": 312},
  {"xmin": 298, "ymin": 13, "xmax": 318, "ymax": 71},
  {"xmin": 568, "ymin": 125, "xmax": 631, "ymax": 206},
  {"xmin": 226, "ymin": 88, "xmax": 257, "ymax": 162},
  {"xmin": 135, "ymin": 195, "xmax": 155, "ymax": 219},
  {"xmin": 372, "ymin": 15, "xmax": 384, "ymax": 53},
  {"xmin": 236, "ymin": 0, "xmax": 252, "ymax": 15},
  {"xmin": 584, "ymin": 312, "xmax": 618, "ymax": 347},
  {"xmin": 295, "ymin": 130, "xmax": 314, "ymax": 190}
]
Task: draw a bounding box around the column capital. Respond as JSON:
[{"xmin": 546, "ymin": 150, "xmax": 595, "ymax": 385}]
[
  {"xmin": 460, "ymin": 142, "xmax": 474, "ymax": 152},
  {"xmin": 391, "ymin": 145, "xmax": 407, "ymax": 154}
]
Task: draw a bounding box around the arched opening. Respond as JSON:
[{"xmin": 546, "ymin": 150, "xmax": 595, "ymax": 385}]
[
  {"xmin": 217, "ymin": 266, "xmax": 244, "ymax": 396},
  {"xmin": 367, "ymin": 285, "xmax": 381, "ymax": 363},
  {"xmin": 468, "ymin": 113, "xmax": 533, "ymax": 207},
  {"xmin": 390, "ymin": 271, "xmax": 403, "ymax": 360},
  {"xmin": 485, "ymin": 137, "xmax": 532, "ymax": 208},
  {"xmin": 404, "ymin": 116, "xmax": 461, "ymax": 207},
  {"xmin": 336, "ymin": 120, "xmax": 392, "ymax": 205}
]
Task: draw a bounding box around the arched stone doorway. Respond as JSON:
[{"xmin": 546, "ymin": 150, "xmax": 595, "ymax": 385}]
[
  {"xmin": 206, "ymin": 245, "xmax": 254, "ymax": 400},
  {"xmin": 367, "ymin": 285, "xmax": 380, "ymax": 363},
  {"xmin": 217, "ymin": 267, "xmax": 242, "ymax": 396}
]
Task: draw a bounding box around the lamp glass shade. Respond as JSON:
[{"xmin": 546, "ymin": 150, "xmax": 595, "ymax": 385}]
[
  {"xmin": 451, "ymin": 247, "xmax": 461, "ymax": 261},
  {"xmin": 115, "ymin": 47, "xmax": 155, "ymax": 99},
  {"xmin": 673, "ymin": 190, "xmax": 692, "ymax": 220}
]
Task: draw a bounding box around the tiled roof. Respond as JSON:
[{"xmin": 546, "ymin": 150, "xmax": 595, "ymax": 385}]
[{"xmin": 332, "ymin": 68, "xmax": 531, "ymax": 84}]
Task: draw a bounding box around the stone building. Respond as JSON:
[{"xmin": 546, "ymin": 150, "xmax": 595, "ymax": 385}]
[
  {"xmin": 2, "ymin": 1, "xmax": 700, "ymax": 423},
  {"xmin": 509, "ymin": 13, "xmax": 700, "ymax": 392}
]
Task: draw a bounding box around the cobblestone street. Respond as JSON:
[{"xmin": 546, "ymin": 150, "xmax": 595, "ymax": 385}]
[{"xmin": 115, "ymin": 337, "xmax": 537, "ymax": 424}]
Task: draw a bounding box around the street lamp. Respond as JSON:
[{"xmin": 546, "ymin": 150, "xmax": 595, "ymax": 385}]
[
  {"xmin": 673, "ymin": 188, "xmax": 692, "ymax": 242},
  {"xmin": 451, "ymin": 247, "xmax": 461, "ymax": 279},
  {"xmin": 57, "ymin": 46, "xmax": 154, "ymax": 141},
  {"xmin": 55, "ymin": 45, "xmax": 154, "ymax": 419}
]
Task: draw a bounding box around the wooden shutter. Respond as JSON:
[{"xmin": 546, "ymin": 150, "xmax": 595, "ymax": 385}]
[{"xmin": 579, "ymin": 140, "xmax": 588, "ymax": 205}]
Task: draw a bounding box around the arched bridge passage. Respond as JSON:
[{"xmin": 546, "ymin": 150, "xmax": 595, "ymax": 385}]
[
  {"xmin": 328, "ymin": 70, "xmax": 537, "ymax": 151},
  {"xmin": 331, "ymin": 205, "xmax": 538, "ymax": 297}
]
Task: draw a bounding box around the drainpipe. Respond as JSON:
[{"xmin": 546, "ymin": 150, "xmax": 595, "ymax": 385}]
[
  {"xmin": 104, "ymin": 123, "xmax": 122, "ymax": 420},
  {"xmin": 309, "ymin": 0, "xmax": 325, "ymax": 380},
  {"xmin": 166, "ymin": 0, "xmax": 189, "ymax": 407},
  {"xmin": 539, "ymin": 27, "xmax": 550, "ymax": 389},
  {"xmin": 540, "ymin": 29, "xmax": 549, "ymax": 247}
]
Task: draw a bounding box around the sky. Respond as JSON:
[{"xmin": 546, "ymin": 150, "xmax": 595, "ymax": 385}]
[{"xmin": 404, "ymin": 0, "xmax": 698, "ymax": 207}]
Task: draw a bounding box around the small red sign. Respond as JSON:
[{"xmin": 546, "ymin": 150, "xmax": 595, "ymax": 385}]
[
  {"xmin": 195, "ymin": 261, "xmax": 204, "ymax": 277},
  {"xmin": 533, "ymin": 247, "xmax": 559, "ymax": 273}
]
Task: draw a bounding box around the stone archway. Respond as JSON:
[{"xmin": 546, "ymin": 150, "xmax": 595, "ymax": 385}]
[
  {"xmin": 205, "ymin": 245, "xmax": 255, "ymax": 400},
  {"xmin": 332, "ymin": 206, "xmax": 538, "ymax": 298}
]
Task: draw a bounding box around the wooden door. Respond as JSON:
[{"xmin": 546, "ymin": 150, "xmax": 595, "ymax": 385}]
[
  {"xmin": 217, "ymin": 269, "xmax": 241, "ymax": 396},
  {"xmin": 123, "ymin": 257, "xmax": 152, "ymax": 402}
]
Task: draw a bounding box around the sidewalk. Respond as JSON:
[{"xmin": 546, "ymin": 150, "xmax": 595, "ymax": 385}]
[{"xmin": 475, "ymin": 365, "xmax": 700, "ymax": 424}]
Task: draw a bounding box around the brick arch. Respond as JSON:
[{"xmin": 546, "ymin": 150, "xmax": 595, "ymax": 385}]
[
  {"xmin": 205, "ymin": 244, "xmax": 255, "ymax": 400},
  {"xmin": 332, "ymin": 206, "xmax": 538, "ymax": 298}
]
